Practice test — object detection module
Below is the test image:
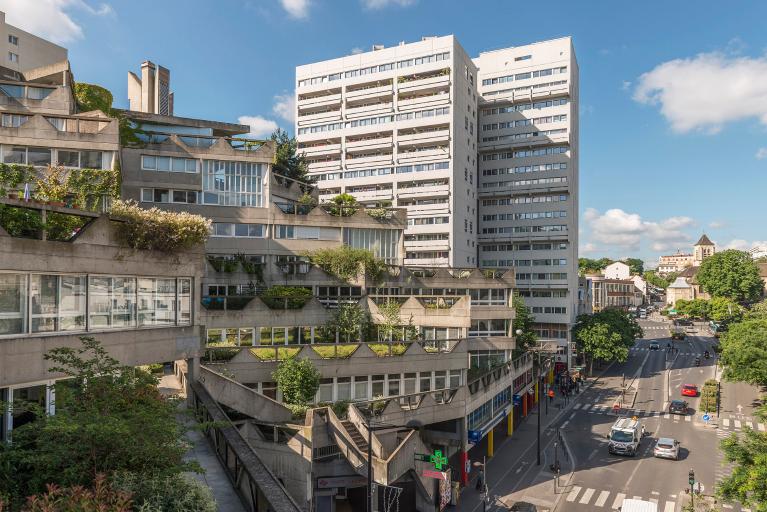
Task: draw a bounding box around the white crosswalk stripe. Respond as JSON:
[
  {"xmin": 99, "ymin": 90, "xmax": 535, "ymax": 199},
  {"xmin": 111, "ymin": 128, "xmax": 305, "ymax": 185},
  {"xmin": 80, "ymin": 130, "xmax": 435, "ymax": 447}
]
[
  {"xmin": 579, "ymin": 487, "xmax": 595, "ymax": 504},
  {"xmin": 594, "ymin": 490, "xmax": 610, "ymax": 507},
  {"xmin": 723, "ymin": 418, "xmax": 730, "ymax": 427},
  {"xmin": 566, "ymin": 485, "xmax": 582, "ymax": 502},
  {"xmin": 685, "ymin": 415, "xmax": 691, "ymax": 422},
  {"xmin": 573, "ymin": 403, "xmax": 582, "ymax": 409},
  {"xmin": 758, "ymin": 423, "xmax": 765, "ymax": 432},
  {"xmin": 663, "ymin": 413, "xmax": 671, "ymax": 419},
  {"xmin": 581, "ymin": 404, "xmax": 592, "ymax": 411},
  {"xmin": 612, "ymin": 493, "xmax": 626, "ymax": 509},
  {"xmin": 734, "ymin": 419, "xmax": 742, "ymax": 429},
  {"xmin": 664, "ymin": 501, "xmax": 675, "ymax": 512}
]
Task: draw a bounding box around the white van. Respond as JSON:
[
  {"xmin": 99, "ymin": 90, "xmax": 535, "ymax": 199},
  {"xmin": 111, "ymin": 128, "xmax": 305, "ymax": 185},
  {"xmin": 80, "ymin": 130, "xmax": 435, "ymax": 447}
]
[
  {"xmin": 607, "ymin": 417, "xmax": 645, "ymax": 456},
  {"xmin": 619, "ymin": 498, "xmax": 658, "ymax": 512}
]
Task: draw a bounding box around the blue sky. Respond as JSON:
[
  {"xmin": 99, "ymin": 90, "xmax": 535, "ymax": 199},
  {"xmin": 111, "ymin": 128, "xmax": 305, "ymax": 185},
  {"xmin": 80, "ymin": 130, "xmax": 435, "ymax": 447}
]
[{"xmin": 6, "ymin": 0, "xmax": 767, "ymax": 265}]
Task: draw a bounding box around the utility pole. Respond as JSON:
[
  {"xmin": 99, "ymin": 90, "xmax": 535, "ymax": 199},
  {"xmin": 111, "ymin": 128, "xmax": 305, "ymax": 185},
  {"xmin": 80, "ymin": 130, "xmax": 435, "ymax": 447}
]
[{"xmin": 367, "ymin": 421, "xmax": 373, "ymax": 512}]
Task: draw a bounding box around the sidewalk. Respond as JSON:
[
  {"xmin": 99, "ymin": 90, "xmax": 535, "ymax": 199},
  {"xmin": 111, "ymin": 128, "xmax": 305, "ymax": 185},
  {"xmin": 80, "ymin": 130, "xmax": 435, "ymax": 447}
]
[{"xmin": 457, "ymin": 374, "xmax": 604, "ymax": 511}]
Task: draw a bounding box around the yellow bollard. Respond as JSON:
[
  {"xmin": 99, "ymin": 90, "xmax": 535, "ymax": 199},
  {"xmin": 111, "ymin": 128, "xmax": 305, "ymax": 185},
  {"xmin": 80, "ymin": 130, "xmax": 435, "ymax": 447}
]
[
  {"xmin": 535, "ymin": 381, "xmax": 539, "ymax": 404},
  {"xmin": 488, "ymin": 428, "xmax": 494, "ymax": 457},
  {"xmin": 507, "ymin": 411, "xmax": 514, "ymax": 436}
]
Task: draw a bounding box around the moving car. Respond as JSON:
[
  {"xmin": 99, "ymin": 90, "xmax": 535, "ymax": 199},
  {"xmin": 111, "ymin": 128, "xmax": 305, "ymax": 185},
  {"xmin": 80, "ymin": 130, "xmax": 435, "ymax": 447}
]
[
  {"xmin": 649, "ymin": 341, "xmax": 660, "ymax": 350},
  {"xmin": 681, "ymin": 384, "xmax": 699, "ymax": 397},
  {"xmin": 653, "ymin": 437, "xmax": 680, "ymax": 460},
  {"xmin": 668, "ymin": 399, "xmax": 689, "ymax": 415},
  {"xmin": 619, "ymin": 498, "xmax": 658, "ymax": 512},
  {"xmin": 607, "ymin": 417, "xmax": 645, "ymax": 456}
]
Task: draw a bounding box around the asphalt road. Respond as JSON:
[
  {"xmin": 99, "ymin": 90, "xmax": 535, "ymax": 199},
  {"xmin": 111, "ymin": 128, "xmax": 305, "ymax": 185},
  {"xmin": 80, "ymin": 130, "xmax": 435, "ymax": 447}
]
[{"xmin": 552, "ymin": 318, "xmax": 758, "ymax": 512}]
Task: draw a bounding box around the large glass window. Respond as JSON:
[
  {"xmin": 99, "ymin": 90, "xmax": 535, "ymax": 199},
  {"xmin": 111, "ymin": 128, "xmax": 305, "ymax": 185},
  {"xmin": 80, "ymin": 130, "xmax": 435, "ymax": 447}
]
[
  {"xmin": 178, "ymin": 278, "xmax": 191, "ymax": 325},
  {"xmin": 343, "ymin": 228, "xmax": 399, "ymax": 263},
  {"xmin": 0, "ymin": 273, "xmax": 26, "ymax": 335},
  {"xmin": 30, "ymin": 275, "xmax": 86, "ymax": 333},
  {"xmin": 3, "ymin": 146, "xmax": 25, "ymax": 164},
  {"xmin": 138, "ymin": 278, "xmax": 176, "ymax": 326},
  {"xmin": 27, "ymin": 147, "xmax": 51, "ymax": 167},
  {"xmin": 88, "ymin": 276, "xmax": 136, "ymax": 329},
  {"xmin": 202, "ymin": 160, "xmax": 264, "ymax": 207}
]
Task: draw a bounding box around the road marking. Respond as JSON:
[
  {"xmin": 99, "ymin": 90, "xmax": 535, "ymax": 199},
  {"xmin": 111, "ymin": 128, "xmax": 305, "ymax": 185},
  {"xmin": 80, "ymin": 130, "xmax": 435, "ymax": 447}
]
[
  {"xmin": 579, "ymin": 488, "xmax": 595, "ymax": 504},
  {"xmin": 515, "ymin": 467, "xmax": 522, "ymax": 474},
  {"xmin": 734, "ymin": 419, "xmax": 742, "ymax": 429},
  {"xmin": 611, "ymin": 493, "xmax": 626, "ymax": 509},
  {"xmin": 633, "ymin": 495, "xmax": 643, "ymax": 500},
  {"xmin": 663, "ymin": 413, "xmax": 671, "ymax": 419},
  {"xmin": 651, "ymin": 491, "xmax": 659, "ymax": 495},
  {"xmin": 723, "ymin": 418, "xmax": 730, "ymax": 427},
  {"xmin": 582, "ymin": 404, "xmax": 592, "ymax": 411},
  {"xmin": 650, "ymin": 498, "xmax": 659, "ymax": 504},
  {"xmin": 568, "ymin": 412, "xmax": 576, "ymax": 420},
  {"xmin": 758, "ymin": 423, "xmax": 765, "ymax": 432},
  {"xmin": 685, "ymin": 416, "xmax": 691, "ymax": 422},
  {"xmin": 594, "ymin": 490, "xmax": 609, "ymax": 507},
  {"xmin": 561, "ymin": 420, "xmax": 570, "ymax": 428},
  {"xmin": 664, "ymin": 501, "xmax": 675, "ymax": 512},
  {"xmin": 573, "ymin": 403, "xmax": 582, "ymax": 409},
  {"xmin": 566, "ymin": 486, "xmax": 582, "ymax": 502}
]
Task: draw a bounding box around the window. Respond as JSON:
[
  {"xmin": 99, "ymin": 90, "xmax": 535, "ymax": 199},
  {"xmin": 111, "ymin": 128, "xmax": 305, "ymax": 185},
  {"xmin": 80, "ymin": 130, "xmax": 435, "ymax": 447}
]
[
  {"xmin": 0, "ymin": 273, "xmax": 26, "ymax": 335},
  {"xmin": 27, "ymin": 87, "xmax": 53, "ymax": 100},
  {"xmin": 141, "ymin": 155, "xmax": 198, "ymax": 173},
  {"xmin": 202, "ymin": 160, "xmax": 264, "ymax": 207},
  {"xmin": 1, "ymin": 114, "xmax": 27, "ymax": 127},
  {"xmin": 343, "ymin": 228, "xmax": 399, "ymax": 263},
  {"xmin": 212, "ymin": 223, "xmax": 265, "ymax": 238},
  {"xmin": 469, "ymin": 319, "xmax": 508, "ymax": 337},
  {"xmin": 8, "ymin": 35, "xmax": 18, "ymax": 45},
  {"xmin": 8, "ymin": 52, "xmax": 18, "ymax": 63},
  {"xmin": 27, "ymin": 147, "xmax": 51, "ymax": 166},
  {"xmin": 515, "ymin": 55, "xmax": 532, "ymax": 61}
]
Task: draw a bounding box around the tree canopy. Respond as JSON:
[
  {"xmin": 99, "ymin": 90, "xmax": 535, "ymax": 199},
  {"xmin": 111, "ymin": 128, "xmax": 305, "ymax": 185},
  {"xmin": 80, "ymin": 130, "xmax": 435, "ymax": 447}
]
[
  {"xmin": 511, "ymin": 292, "xmax": 538, "ymax": 355},
  {"xmin": 578, "ymin": 257, "xmax": 613, "ymax": 275},
  {"xmin": 624, "ymin": 258, "xmax": 644, "ymax": 275},
  {"xmin": 270, "ymin": 128, "xmax": 313, "ymax": 185},
  {"xmin": 572, "ymin": 309, "xmax": 643, "ymax": 374},
  {"xmin": 272, "ymin": 358, "xmax": 321, "ymax": 405},
  {"xmin": 0, "ymin": 337, "xmax": 200, "ymax": 508},
  {"xmin": 643, "ymin": 270, "xmax": 673, "ymax": 289},
  {"xmin": 717, "ymin": 428, "xmax": 767, "ymax": 512},
  {"xmin": 719, "ymin": 318, "xmax": 767, "ymax": 387},
  {"xmin": 696, "ymin": 250, "xmax": 763, "ymax": 302}
]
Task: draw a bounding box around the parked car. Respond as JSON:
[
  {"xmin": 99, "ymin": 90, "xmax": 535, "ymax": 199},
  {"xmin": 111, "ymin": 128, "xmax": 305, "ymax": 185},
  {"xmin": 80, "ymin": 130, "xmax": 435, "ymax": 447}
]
[
  {"xmin": 668, "ymin": 399, "xmax": 689, "ymax": 415},
  {"xmin": 681, "ymin": 384, "xmax": 699, "ymax": 397},
  {"xmin": 649, "ymin": 341, "xmax": 660, "ymax": 350},
  {"xmin": 653, "ymin": 437, "xmax": 680, "ymax": 460}
]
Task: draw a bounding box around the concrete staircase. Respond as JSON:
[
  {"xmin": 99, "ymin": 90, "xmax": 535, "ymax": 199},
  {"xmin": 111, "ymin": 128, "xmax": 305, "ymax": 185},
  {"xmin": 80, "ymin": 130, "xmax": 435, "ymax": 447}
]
[{"xmin": 341, "ymin": 420, "xmax": 370, "ymax": 453}]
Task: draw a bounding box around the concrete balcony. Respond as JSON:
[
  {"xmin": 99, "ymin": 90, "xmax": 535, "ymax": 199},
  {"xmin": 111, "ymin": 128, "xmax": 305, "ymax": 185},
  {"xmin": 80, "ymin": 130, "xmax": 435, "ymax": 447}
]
[
  {"xmin": 344, "ymin": 153, "xmax": 393, "ymax": 169},
  {"xmin": 344, "ymin": 102, "xmax": 394, "ymax": 119},
  {"xmin": 405, "ymin": 223, "xmax": 451, "ymax": 235},
  {"xmin": 347, "ymin": 188, "xmax": 394, "ymax": 202},
  {"xmin": 306, "ymin": 159, "xmax": 342, "ymax": 172},
  {"xmin": 404, "ymin": 257, "xmax": 449, "ymax": 266},
  {"xmin": 397, "ymin": 74, "xmax": 450, "ymax": 94},
  {"xmin": 396, "ymin": 93, "xmax": 450, "ymax": 111},
  {"xmin": 478, "ymin": 132, "xmax": 570, "ymax": 152},
  {"xmin": 297, "ymin": 92, "xmax": 342, "ymax": 110},
  {"xmin": 344, "ymin": 84, "xmax": 394, "ymax": 102},
  {"xmin": 397, "ymin": 129, "xmax": 450, "ymax": 147},
  {"xmin": 396, "ymin": 148, "xmax": 450, "ymax": 164},
  {"xmin": 345, "ymin": 136, "xmax": 393, "ymax": 152},
  {"xmin": 404, "ymin": 239, "xmax": 450, "ymax": 251},
  {"xmin": 403, "ymin": 202, "xmax": 450, "ymax": 216},
  {"xmin": 396, "ymin": 184, "xmax": 450, "ymax": 199},
  {"xmin": 299, "ymin": 143, "xmax": 341, "ymax": 158},
  {"xmin": 296, "ymin": 110, "xmax": 342, "ymax": 126}
]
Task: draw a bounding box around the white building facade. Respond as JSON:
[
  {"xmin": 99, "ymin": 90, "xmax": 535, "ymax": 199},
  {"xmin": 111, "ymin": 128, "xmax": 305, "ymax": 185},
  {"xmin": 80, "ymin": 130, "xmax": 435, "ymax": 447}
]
[
  {"xmin": 295, "ymin": 36, "xmax": 480, "ymax": 268},
  {"xmin": 475, "ymin": 38, "xmax": 579, "ymax": 366}
]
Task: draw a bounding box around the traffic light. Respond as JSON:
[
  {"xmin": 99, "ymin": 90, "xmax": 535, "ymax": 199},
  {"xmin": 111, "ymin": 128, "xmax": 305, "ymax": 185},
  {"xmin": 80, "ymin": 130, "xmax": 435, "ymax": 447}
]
[{"xmin": 688, "ymin": 469, "xmax": 695, "ymax": 486}]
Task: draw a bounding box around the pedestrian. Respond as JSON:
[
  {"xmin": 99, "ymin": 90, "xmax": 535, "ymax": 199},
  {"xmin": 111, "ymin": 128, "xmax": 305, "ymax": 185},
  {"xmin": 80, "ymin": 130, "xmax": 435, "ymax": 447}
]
[
  {"xmin": 548, "ymin": 389, "xmax": 555, "ymax": 403},
  {"xmin": 475, "ymin": 467, "xmax": 484, "ymax": 491}
]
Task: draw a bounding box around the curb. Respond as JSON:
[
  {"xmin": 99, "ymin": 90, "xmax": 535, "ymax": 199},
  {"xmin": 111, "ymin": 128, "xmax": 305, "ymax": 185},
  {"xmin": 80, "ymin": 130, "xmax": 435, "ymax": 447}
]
[{"xmin": 551, "ymin": 430, "xmax": 576, "ymax": 511}]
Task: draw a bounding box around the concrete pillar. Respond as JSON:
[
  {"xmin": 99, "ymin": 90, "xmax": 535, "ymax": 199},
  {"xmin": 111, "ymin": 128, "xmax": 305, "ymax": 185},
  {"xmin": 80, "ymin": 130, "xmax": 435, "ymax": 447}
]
[
  {"xmin": 460, "ymin": 450, "xmax": 469, "ymax": 486},
  {"xmin": 487, "ymin": 428, "xmax": 494, "ymax": 458},
  {"xmin": 507, "ymin": 410, "xmax": 513, "ymax": 436},
  {"xmin": 459, "ymin": 416, "xmax": 469, "ymax": 486}
]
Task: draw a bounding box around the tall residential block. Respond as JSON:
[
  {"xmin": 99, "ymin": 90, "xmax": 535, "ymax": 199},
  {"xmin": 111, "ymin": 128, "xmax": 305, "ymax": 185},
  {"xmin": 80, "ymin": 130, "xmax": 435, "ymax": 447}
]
[
  {"xmin": 0, "ymin": 11, "xmax": 67, "ymax": 79},
  {"xmin": 475, "ymin": 37, "xmax": 579, "ymax": 369},
  {"xmin": 128, "ymin": 60, "xmax": 174, "ymax": 116},
  {"xmin": 295, "ymin": 36, "xmax": 480, "ymax": 268}
]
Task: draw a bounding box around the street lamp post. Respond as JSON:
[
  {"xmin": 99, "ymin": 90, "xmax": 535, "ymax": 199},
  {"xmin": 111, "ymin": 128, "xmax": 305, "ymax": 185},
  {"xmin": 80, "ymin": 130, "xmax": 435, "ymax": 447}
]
[{"xmin": 472, "ymin": 458, "xmax": 489, "ymax": 512}]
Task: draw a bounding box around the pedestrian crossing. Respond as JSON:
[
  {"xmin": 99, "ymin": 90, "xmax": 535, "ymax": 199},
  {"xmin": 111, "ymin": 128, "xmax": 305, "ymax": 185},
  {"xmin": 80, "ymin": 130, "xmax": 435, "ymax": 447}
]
[
  {"xmin": 629, "ymin": 347, "xmax": 703, "ymax": 356},
  {"xmin": 563, "ymin": 486, "xmax": 677, "ymax": 510},
  {"xmin": 562, "ymin": 485, "xmax": 750, "ymax": 511},
  {"xmin": 570, "ymin": 402, "xmax": 767, "ymax": 431}
]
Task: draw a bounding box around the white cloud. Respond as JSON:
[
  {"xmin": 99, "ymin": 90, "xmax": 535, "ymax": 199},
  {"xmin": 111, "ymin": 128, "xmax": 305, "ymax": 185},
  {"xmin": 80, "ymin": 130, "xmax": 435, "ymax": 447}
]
[
  {"xmin": 580, "ymin": 242, "xmax": 598, "ymax": 254},
  {"xmin": 361, "ymin": 0, "xmax": 416, "ymax": 9},
  {"xmin": 634, "ymin": 51, "xmax": 767, "ymax": 134},
  {"xmin": 272, "ymin": 92, "xmax": 295, "ymax": 123},
  {"xmin": 351, "ymin": 47, "xmax": 364, "ymax": 55},
  {"xmin": 280, "ymin": 0, "xmax": 309, "ymax": 19},
  {"xmin": 238, "ymin": 115, "xmax": 278, "ymax": 138},
  {"xmin": 708, "ymin": 220, "xmax": 726, "ymax": 229},
  {"xmin": 0, "ymin": 0, "xmax": 113, "ymax": 44},
  {"xmin": 722, "ymin": 239, "xmax": 767, "ymax": 251},
  {"xmin": 584, "ymin": 208, "xmax": 695, "ymax": 252},
  {"xmin": 756, "ymin": 147, "xmax": 767, "ymax": 159}
]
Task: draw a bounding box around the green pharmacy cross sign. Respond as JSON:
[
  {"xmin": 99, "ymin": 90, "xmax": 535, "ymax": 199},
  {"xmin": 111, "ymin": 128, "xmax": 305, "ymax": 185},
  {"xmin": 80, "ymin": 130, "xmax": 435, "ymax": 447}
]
[{"xmin": 415, "ymin": 450, "xmax": 448, "ymax": 471}]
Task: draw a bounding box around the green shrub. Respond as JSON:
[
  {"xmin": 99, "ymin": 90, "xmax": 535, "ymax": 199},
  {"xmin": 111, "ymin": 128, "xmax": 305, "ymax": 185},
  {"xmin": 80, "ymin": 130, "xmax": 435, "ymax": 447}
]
[
  {"xmin": 307, "ymin": 246, "xmax": 386, "ymax": 282},
  {"xmin": 110, "ymin": 200, "xmax": 210, "ymax": 252},
  {"xmin": 272, "ymin": 358, "xmax": 321, "ymax": 405},
  {"xmin": 0, "ymin": 163, "xmax": 33, "ymax": 198},
  {"xmin": 23, "ymin": 474, "xmax": 133, "ymax": 512},
  {"xmin": 287, "ymin": 403, "xmax": 309, "ymax": 421},
  {"xmin": 259, "ymin": 286, "xmax": 313, "ymax": 309},
  {"xmin": 111, "ymin": 471, "xmax": 216, "ymax": 512},
  {"xmin": 0, "ymin": 204, "xmax": 44, "ymax": 238},
  {"xmin": 74, "ymin": 83, "xmax": 114, "ymax": 113},
  {"xmin": 324, "ymin": 193, "xmax": 358, "ymax": 217}
]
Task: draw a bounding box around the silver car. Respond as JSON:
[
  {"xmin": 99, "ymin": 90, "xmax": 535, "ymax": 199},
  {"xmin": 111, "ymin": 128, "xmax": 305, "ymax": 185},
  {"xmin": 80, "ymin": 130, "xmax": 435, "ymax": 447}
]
[{"xmin": 653, "ymin": 437, "xmax": 680, "ymax": 460}]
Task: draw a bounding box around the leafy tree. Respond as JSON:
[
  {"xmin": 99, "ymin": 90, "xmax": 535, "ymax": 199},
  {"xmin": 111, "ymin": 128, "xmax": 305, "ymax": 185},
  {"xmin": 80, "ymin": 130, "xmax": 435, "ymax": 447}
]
[
  {"xmin": 0, "ymin": 337, "xmax": 195, "ymax": 504},
  {"xmin": 322, "ymin": 303, "xmax": 371, "ymax": 343},
  {"xmin": 644, "ymin": 270, "xmax": 671, "ymax": 289},
  {"xmin": 675, "ymin": 298, "xmax": 710, "ymax": 319},
  {"xmin": 623, "ymin": 258, "xmax": 644, "ymax": 275},
  {"xmin": 572, "ymin": 309, "xmax": 642, "ymax": 375},
  {"xmin": 578, "ymin": 257, "xmax": 613, "ymax": 275},
  {"xmin": 270, "ymin": 128, "xmax": 312, "ymax": 185},
  {"xmin": 719, "ymin": 319, "xmax": 767, "ymax": 386},
  {"xmin": 511, "ymin": 292, "xmax": 538, "ymax": 355},
  {"xmin": 272, "ymin": 358, "xmax": 321, "ymax": 405},
  {"xmin": 708, "ymin": 297, "xmax": 743, "ymax": 324},
  {"xmin": 746, "ymin": 299, "xmax": 767, "ymax": 320},
  {"xmin": 376, "ymin": 300, "xmax": 404, "ymax": 341},
  {"xmin": 325, "ymin": 193, "xmax": 358, "ymax": 217},
  {"xmin": 717, "ymin": 429, "xmax": 767, "ymax": 512},
  {"xmin": 697, "ymin": 250, "xmax": 763, "ymax": 302}
]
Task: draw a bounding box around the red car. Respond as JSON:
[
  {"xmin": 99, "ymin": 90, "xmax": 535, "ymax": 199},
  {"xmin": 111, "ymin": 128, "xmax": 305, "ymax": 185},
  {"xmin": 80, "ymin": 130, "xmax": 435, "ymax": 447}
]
[{"xmin": 681, "ymin": 384, "xmax": 699, "ymax": 397}]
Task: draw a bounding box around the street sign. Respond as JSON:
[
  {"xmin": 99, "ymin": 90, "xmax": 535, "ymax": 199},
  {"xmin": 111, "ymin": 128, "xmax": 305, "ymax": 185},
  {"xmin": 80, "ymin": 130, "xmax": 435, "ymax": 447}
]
[
  {"xmin": 414, "ymin": 453, "xmax": 431, "ymax": 462},
  {"xmin": 317, "ymin": 475, "xmax": 367, "ymax": 488},
  {"xmin": 422, "ymin": 470, "xmax": 450, "ymax": 481},
  {"xmin": 430, "ymin": 450, "xmax": 448, "ymax": 471},
  {"xmin": 702, "ymin": 414, "xmax": 711, "ymax": 423}
]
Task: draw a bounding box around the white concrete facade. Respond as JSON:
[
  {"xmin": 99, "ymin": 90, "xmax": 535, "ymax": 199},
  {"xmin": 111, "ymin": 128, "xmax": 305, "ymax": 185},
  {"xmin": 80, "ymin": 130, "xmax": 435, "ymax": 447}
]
[
  {"xmin": 295, "ymin": 36, "xmax": 479, "ymax": 268},
  {"xmin": 475, "ymin": 37, "xmax": 579, "ymax": 363},
  {"xmin": 0, "ymin": 11, "xmax": 67, "ymax": 77},
  {"xmin": 603, "ymin": 261, "xmax": 630, "ymax": 280}
]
